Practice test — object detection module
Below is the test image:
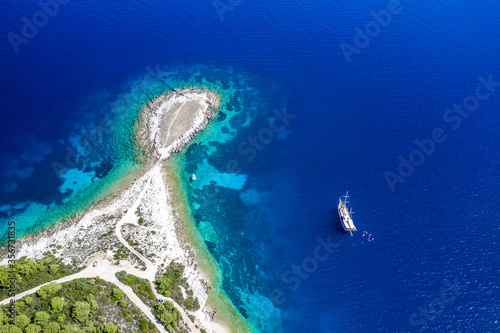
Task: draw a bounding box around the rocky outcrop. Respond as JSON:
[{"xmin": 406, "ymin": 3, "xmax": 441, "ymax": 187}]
[{"xmin": 135, "ymin": 87, "xmax": 221, "ymax": 161}]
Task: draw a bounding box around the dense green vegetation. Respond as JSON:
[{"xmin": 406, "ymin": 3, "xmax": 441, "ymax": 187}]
[
  {"xmin": 0, "ymin": 257, "xmax": 75, "ymax": 301},
  {"xmin": 152, "ymin": 301, "xmax": 182, "ymax": 332},
  {"xmin": 116, "ymin": 271, "xmax": 155, "ymax": 307},
  {"xmin": 117, "ymin": 271, "xmax": 191, "ymax": 332},
  {"xmin": 0, "ymin": 278, "xmax": 157, "ymax": 332},
  {"xmin": 156, "ymin": 262, "xmax": 200, "ymax": 312},
  {"xmin": 0, "ymin": 257, "xmax": 201, "ymax": 332}
]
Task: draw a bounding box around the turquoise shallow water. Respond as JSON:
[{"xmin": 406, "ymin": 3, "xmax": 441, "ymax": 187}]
[
  {"xmin": 1, "ymin": 64, "xmax": 282, "ymax": 330},
  {"xmin": 0, "ymin": 66, "xmax": 254, "ymax": 240},
  {"xmin": 172, "ymin": 70, "xmax": 288, "ymax": 332},
  {"xmin": 2, "ymin": 1, "xmax": 499, "ymax": 332}
]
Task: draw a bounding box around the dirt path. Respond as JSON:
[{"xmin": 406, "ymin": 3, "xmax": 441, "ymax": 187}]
[
  {"xmin": 0, "ymin": 257, "xmax": 166, "ymax": 332},
  {"xmin": 164, "ymin": 101, "xmax": 187, "ymax": 145},
  {"xmin": 1, "ymin": 168, "xmax": 202, "ymax": 333},
  {"xmin": 115, "ymin": 171, "xmax": 201, "ymax": 333}
]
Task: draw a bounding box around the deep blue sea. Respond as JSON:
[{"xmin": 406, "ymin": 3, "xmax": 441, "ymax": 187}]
[{"xmin": 1, "ymin": 1, "xmax": 499, "ymax": 332}]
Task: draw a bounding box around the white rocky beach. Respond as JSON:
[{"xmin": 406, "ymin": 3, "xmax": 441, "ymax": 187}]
[{"xmin": 0, "ymin": 88, "xmax": 238, "ymax": 333}]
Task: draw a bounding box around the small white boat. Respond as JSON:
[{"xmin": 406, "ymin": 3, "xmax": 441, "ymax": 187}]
[{"xmin": 191, "ymin": 174, "xmax": 196, "ymax": 181}]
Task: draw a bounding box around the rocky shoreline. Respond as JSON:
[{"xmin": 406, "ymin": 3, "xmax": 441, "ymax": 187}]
[{"xmin": 0, "ymin": 87, "xmax": 240, "ymax": 333}]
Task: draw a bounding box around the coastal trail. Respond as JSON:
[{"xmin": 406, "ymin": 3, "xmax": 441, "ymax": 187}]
[
  {"xmin": 114, "ymin": 173, "xmax": 201, "ymax": 332},
  {"xmin": 0, "ymin": 253, "xmax": 200, "ymax": 333},
  {"xmin": 0, "ymin": 257, "xmax": 166, "ymax": 333},
  {"xmin": 0, "ymin": 89, "xmax": 228, "ymax": 333},
  {"xmin": 1, "ymin": 176, "xmax": 201, "ymax": 333}
]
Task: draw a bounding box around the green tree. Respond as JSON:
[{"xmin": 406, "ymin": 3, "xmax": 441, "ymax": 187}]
[
  {"xmin": 192, "ymin": 298, "xmax": 200, "ymax": 310},
  {"xmin": 61, "ymin": 324, "xmax": 85, "ymax": 333},
  {"xmin": 34, "ymin": 311, "xmax": 50, "ymax": 326},
  {"xmin": 50, "ymin": 297, "xmax": 67, "ymax": 313},
  {"xmin": 42, "ymin": 257, "xmax": 54, "ymax": 265},
  {"xmin": 25, "ymin": 296, "xmax": 33, "ymax": 305},
  {"xmin": 37, "ymin": 282, "xmax": 62, "ymax": 299},
  {"xmin": 153, "ymin": 302, "xmax": 178, "ymax": 328},
  {"xmin": 83, "ymin": 321, "xmax": 94, "ymax": 332},
  {"xmin": 75, "ymin": 281, "xmax": 89, "ymax": 292},
  {"xmin": 164, "ymin": 301, "xmax": 174, "ymax": 311},
  {"xmin": 0, "ymin": 268, "xmax": 22, "ymax": 289},
  {"xmin": 97, "ymin": 323, "xmax": 118, "ymax": 333},
  {"xmin": 0, "ymin": 324, "xmax": 22, "ymax": 333},
  {"xmin": 139, "ymin": 319, "xmax": 148, "ymax": 330},
  {"xmin": 0, "ymin": 267, "xmax": 9, "ymax": 289},
  {"xmin": 49, "ymin": 264, "xmax": 60, "ymax": 275},
  {"xmin": 87, "ymin": 295, "xmax": 99, "ymax": 314},
  {"xmin": 160, "ymin": 312, "xmax": 173, "ymax": 324},
  {"xmin": 71, "ymin": 301, "xmax": 91, "ymax": 323},
  {"xmin": 118, "ymin": 299, "xmax": 127, "ymax": 308},
  {"xmin": 155, "ymin": 262, "xmax": 185, "ymax": 295},
  {"xmin": 25, "ymin": 324, "xmax": 42, "ymax": 333},
  {"xmin": 15, "ymin": 258, "xmax": 39, "ymax": 276},
  {"xmin": 111, "ymin": 288, "xmax": 124, "ymax": 300},
  {"xmin": 14, "ymin": 314, "xmax": 30, "ymax": 328},
  {"xmin": 156, "ymin": 274, "xmax": 175, "ymax": 294},
  {"xmin": 43, "ymin": 322, "xmax": 61, "ymax": 333}
]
